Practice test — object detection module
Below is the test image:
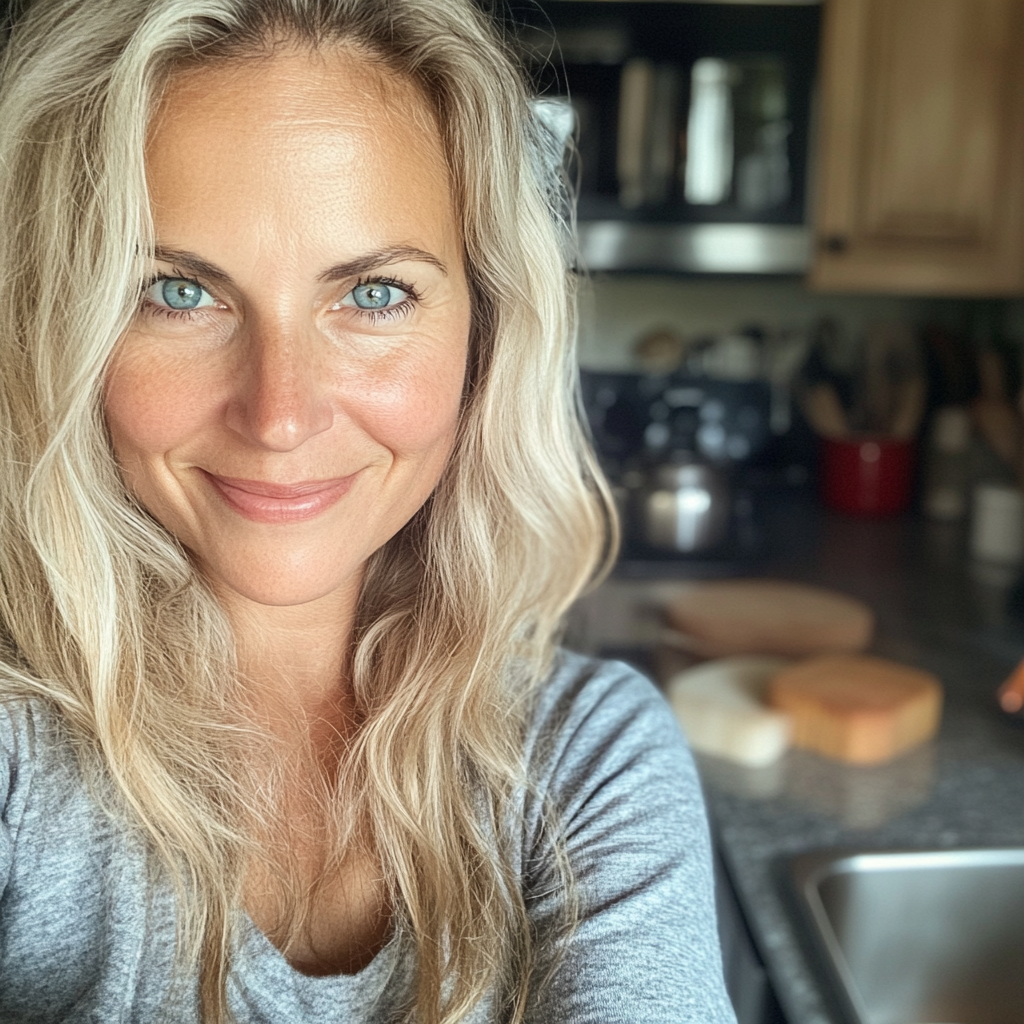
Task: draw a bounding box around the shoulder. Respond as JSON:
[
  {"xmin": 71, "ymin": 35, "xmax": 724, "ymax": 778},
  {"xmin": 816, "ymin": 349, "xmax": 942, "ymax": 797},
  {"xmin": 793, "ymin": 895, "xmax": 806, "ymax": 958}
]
[
  {"xmin": 0, "ymin": 690, "xmax": 66, "ymax": 761},
  {"xmin": 518, "ymin": 653, "xmax": 736, "ymax": 1023},
  {"xmin": 0, "ymin": 690, "xmax": 105, "ymax": 847},
  {"xmin": 0, "ymin": 692, "xmax": 163, "ymax": 1016},
  {"xmin": 531, "ymin": 648, "xmax": 669, "ymax": 721},
  {"xmin": 0, "ymin": 693, "xmax": 52, "ymax": 895},
  {"xmin": 0, "ymin": 694, "xmax": 45, "ymax": 792},
  {"xmin": 520, "ymin": 648, "xmax": 710, "ymax": 875},
  {"xmin": 523, "ymin": 649, "xmax": 692, "ymax": 797},
  {"xmin": 0, "ymin": 693, "xmax": 67, "ymax": 833}
]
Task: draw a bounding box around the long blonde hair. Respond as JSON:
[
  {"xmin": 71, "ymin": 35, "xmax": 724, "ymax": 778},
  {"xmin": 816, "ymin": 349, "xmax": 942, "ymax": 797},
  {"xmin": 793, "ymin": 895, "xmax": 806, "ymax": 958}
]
[{"xmin": 0, "ymin": 1, "xmax": 614, "ymax": 1020}]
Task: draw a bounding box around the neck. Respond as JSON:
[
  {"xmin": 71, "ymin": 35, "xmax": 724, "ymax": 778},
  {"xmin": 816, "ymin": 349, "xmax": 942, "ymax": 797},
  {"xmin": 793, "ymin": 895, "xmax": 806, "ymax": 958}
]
[{"xmin": 215, "ymin": 574, "xmax": 363, "ymax": 736}]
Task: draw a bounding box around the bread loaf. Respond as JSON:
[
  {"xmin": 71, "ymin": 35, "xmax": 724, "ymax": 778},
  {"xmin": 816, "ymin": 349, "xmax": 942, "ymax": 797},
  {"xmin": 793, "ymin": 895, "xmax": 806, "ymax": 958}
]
[{"xmin": 767, "ymin": 654, "xmax": 942, "ymax": 765}]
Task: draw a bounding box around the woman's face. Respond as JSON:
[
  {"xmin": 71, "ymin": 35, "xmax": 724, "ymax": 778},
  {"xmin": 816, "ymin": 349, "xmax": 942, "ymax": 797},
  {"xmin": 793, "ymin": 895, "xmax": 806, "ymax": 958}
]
[{"xmin": 105, "ymin": 47, "xmax": 470, "ymax": 610}]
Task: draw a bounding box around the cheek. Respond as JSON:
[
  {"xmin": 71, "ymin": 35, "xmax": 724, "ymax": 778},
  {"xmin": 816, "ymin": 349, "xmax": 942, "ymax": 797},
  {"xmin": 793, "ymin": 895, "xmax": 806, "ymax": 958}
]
[
  {"xmin": 103, "ymin": 347, "xmax": 218, "ymax": 460},
  {"xmin": 367, "ymin": 365, "xmax": 463, "ymax": 455},
  {"xmin": 338, "ymin": 330, "xmax": 469, "ymax": 460}
]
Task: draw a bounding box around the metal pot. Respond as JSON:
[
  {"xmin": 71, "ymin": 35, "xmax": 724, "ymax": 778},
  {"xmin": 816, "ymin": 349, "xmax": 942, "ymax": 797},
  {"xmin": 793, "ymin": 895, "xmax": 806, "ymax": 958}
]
[{"xmin": 640, "ymin": 461, "xmax": 729, "ymax": 552}]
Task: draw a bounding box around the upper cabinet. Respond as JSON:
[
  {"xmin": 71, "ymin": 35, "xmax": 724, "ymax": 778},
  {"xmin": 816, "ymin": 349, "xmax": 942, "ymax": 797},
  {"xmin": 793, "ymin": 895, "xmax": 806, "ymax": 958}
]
[{"xmin": 811, "ymin": 0, "xmax": 1024, "ymax": 295}]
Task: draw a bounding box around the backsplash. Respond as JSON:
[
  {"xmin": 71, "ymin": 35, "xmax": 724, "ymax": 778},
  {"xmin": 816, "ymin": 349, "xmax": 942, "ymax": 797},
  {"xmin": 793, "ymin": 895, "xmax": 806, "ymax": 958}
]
[{"xmin": 577, "ymin": 276, "xmax": 984, "ymax": 370}]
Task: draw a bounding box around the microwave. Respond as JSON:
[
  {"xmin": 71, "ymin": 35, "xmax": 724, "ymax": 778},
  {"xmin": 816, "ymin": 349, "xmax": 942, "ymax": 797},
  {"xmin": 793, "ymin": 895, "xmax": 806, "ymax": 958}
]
[{"xmin": 513, "ymin": 0, "xmax": 821, "ymax": 274}]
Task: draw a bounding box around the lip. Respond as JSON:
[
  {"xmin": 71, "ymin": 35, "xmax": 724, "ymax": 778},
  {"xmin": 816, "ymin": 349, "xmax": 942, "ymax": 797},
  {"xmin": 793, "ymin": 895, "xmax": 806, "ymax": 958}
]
[{"xmin": 202, "ymin": 471, "xmax": 356, "ymax": 523}]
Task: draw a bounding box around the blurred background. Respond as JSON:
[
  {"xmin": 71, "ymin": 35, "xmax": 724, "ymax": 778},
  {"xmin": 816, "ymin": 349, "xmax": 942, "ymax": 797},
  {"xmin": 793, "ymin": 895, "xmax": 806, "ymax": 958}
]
[
  {"xmin": 503, "ymin": 0, "xmax": 1024, "ymax": 568},
  {"xmin": 502, "ymin": 4, "xmax": 1024, "ymax": 1024}
]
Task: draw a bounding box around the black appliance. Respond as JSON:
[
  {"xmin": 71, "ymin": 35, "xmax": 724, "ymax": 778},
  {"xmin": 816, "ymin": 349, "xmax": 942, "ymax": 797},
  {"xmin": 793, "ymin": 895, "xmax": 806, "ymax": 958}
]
[{"xmin": 510, "ymin": 0, "xmax": 822, "ymax": 274}]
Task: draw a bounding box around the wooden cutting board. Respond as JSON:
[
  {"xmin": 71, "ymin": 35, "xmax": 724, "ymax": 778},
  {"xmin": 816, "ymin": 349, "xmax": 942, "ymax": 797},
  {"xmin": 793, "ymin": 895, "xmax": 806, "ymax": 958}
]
[
  {"xmin": 767, "ymin": 654, "xmax": 943, "ymax": 765},
  {"xmin": 665, "ymin": 579, "xmax": 874, "ymax": 659}
]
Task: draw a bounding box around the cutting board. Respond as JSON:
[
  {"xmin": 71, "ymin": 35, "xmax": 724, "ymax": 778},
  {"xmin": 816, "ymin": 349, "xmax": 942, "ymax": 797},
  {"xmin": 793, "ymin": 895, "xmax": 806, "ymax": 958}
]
[
  {"xmin": 665, "ymin": 579, "xmax": 874, "ymax": 659},
  {"xmin": 767, "ymin": 654, "xmax": 943, "ymax": 765}
]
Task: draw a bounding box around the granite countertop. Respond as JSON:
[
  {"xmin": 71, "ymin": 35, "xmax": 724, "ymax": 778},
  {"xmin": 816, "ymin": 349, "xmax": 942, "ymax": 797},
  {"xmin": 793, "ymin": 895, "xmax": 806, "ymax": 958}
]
[{"xmin": 568, "ymin": 506, "xmax": 1024, "ymax": 1024}]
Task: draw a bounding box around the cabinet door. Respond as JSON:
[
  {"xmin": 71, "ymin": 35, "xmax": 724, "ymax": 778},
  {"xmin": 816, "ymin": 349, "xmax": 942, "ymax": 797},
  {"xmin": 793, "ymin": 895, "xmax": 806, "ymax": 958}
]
[{"xmin": 810, "ymin": 0, "xmax": 1024, "ymax": 295}]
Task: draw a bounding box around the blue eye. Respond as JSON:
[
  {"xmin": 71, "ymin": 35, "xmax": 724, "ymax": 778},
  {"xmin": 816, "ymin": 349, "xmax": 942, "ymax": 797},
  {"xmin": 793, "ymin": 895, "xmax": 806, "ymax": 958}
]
[
  {"xmin": 146, "ymin": 277, "xmax": 216, "ymax": 311},
  {"xmin": 343, "ymin": 281, "xmax": 409, "ymax": 311}
]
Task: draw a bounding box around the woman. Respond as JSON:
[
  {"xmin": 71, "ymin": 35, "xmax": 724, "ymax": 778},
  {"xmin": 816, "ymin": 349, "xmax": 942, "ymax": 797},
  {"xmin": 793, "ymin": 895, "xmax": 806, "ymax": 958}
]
[{"xmin": 0, "ymin": 1, "xmax": 735, "ymax": 1021}]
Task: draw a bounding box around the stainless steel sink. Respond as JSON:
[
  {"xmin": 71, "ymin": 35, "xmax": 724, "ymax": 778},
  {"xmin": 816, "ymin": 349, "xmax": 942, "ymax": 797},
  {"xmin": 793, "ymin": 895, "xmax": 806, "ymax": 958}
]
[{"xmin": 788, "ymin": 848, "xmax": 1024, "ymax": 1024}]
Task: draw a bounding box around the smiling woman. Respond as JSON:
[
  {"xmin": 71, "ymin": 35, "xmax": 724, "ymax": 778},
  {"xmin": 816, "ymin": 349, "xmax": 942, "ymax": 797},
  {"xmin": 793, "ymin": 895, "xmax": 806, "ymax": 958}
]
[
  {"xmin": 0, "ymin": 2, "xmax": 735, "ymax": 1024},
  {"xmin": 107, "ymin": 49, "xmax": 470, "ymax": 609}
]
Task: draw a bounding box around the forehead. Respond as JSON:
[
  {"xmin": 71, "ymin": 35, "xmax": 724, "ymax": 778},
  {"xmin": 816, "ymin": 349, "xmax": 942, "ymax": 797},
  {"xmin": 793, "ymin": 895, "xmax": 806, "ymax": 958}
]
[
  {"xmin": 145, "ymin": 45, "xmax": 457, "ymax": 260},
  {"xmin": 154, "ymin": 39, "xmax": 442, "ymax": 139}
]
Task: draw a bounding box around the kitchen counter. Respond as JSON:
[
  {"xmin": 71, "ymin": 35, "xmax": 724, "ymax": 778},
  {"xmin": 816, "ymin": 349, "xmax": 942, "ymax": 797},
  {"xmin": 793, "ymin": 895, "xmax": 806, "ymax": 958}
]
[{"xmin": 567, "ymin": 506, "xmax": 1024, "ymax": 1024}]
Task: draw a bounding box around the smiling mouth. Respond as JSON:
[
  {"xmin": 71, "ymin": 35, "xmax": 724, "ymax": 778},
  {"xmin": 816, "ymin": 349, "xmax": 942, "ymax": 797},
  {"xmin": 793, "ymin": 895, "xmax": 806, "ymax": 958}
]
[{"xmin": 202, "ymin": 471, "xmax": 356, "ymax": 523}]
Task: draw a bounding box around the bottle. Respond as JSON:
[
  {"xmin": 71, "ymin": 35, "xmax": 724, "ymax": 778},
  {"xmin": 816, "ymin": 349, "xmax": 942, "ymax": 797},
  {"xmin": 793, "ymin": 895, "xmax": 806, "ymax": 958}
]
[
  {"xmin": 923, "ymin": 406, "xmax": 971, "ymax": 521},
  {"xmin": 971, "ymin": 483, "xmax": 1024, "ymax": 564}
]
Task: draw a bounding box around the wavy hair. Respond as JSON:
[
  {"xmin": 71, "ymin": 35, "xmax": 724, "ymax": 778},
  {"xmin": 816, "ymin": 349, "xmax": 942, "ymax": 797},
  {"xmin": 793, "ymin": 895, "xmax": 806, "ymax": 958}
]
[{"xmin": 0, "ymin": 0, "xmax": 614, "ymax": 1020}]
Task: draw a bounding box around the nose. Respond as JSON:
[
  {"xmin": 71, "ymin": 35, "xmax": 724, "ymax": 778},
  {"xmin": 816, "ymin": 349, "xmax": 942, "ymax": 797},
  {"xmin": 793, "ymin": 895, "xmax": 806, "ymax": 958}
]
[{"xmin": 225, "ymin": 322, "xmax": 334, "ymax": 452}]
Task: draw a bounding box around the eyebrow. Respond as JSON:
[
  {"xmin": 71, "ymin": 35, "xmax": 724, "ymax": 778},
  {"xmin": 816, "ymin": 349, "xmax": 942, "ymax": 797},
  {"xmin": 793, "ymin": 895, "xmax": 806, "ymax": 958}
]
[
  {"xmin": 153, "ymin": 246, "xmax": 233, "ymax": 287},
  {"xmin": 317, "ymin": 246, "xmax": 448, "ymax": 281},
  {"xmin": 151, "ymin": 244, "xmax": 449, "ymax": 284}
]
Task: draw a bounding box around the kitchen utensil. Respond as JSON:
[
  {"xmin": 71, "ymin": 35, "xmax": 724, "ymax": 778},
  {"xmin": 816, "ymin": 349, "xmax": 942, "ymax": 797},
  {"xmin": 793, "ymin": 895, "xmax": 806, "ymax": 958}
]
[
  {"xmin": 665, "ymin": 579, "xmax": 873, "ymax": 659},
  {"xmin": 971, "ymin": 396, "xmax": 1021, "ymax": 471},
  {"xmin": 820, "ymin": 436, "xmax": 915, "ymax": 517},
  {"xmin": 640, "ymin": 461, "xmax": 729, "ymax": 552},
  {"xmin": 889, "ymin": 374, "xmax": 926, "ymax": 439},
  {"xmin": 666, "ymin": 656, "xmax": 792, "ymax": 767},
  {"xmin": 767, "ymin": 654, "xmax": 943, "ymax": 765},
  {"xmin": 861, "ymin": 323, "xmax": 905, "ymax": 433},
  {"xmin": 764, "ymin": 328, "xmax": 811, "ymax": 435},
  {"xmin": 801, "ymin": 383, "xmax": 848, "ymax": 438},
  {"xmin": 972, "ymin": 347, "xmax": 1023, "ymax": 478}
]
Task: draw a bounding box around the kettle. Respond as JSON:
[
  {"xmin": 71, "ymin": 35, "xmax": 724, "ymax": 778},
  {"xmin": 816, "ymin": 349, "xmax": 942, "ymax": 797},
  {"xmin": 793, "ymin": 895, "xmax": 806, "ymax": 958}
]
[{"xmin": 640, "ymin": 461, "xmax": 729, "ymax": 552}]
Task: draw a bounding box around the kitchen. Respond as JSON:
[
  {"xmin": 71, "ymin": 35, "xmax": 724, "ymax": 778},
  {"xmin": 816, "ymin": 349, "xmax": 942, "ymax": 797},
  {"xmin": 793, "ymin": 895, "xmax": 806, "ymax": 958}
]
[{"xmin": 515, "ymin": 1, "xmax": 1024, "ymax": 1023}]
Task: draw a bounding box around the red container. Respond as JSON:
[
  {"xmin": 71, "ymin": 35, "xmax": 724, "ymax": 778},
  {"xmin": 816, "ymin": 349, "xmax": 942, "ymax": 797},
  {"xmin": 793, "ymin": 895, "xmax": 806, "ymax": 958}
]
[{"xmin": 820, "ymin": 436, "xmax": 915, "ymax": 517}]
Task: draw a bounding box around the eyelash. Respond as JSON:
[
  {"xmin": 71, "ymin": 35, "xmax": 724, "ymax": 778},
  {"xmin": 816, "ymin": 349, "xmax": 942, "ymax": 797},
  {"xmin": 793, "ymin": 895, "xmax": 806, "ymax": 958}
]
[
  {"xmin": 138, "ymin": 273, "xmax": 421, "ymax": 325},
  {"xmin": 348, "ymin": 275, "xmax": 419, "ymax": 325}
]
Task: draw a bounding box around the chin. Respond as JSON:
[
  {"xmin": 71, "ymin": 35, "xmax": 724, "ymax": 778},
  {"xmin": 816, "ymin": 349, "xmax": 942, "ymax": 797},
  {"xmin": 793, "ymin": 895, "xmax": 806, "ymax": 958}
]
[
  {"xmin": 230, "ymin": 581, "xmax": 353, "ymax": 609},
  {"xmin": 198, "ymin": 551, "xmax": 367, "ymax": 610}
]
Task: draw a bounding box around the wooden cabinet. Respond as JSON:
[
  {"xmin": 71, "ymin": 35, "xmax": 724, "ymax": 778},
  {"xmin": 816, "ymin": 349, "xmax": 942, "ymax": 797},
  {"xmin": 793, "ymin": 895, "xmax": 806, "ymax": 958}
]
[{"xmin": 810, "ymin": 0, "xmax": 1024, "ymax": 295}]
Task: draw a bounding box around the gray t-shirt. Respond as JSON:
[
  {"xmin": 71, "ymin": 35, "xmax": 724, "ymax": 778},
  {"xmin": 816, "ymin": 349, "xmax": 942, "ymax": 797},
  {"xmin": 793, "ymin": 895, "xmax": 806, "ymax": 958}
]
[{"xmin": 0, "ymin": 651, "xmax": 736, "ymax": 1023}]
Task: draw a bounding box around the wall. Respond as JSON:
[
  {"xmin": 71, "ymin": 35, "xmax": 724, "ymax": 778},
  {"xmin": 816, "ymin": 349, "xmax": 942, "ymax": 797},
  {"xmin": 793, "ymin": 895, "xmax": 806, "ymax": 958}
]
[{"xmin": 577, "ymin": 274, "xmax": 987, "ymax": 370}]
